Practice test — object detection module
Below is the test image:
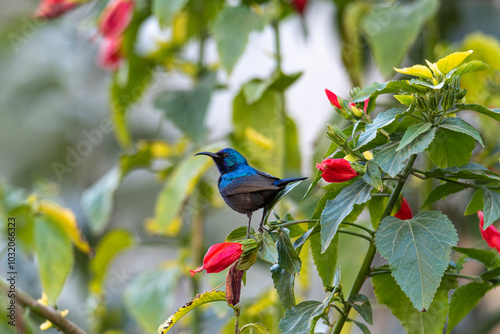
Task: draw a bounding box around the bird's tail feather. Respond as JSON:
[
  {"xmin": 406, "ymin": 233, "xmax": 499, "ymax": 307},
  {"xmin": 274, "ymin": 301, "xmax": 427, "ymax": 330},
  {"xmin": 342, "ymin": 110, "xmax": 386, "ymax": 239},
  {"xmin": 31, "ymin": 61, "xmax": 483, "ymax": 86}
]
[{"xmin": 274, "ymin": 177, "xmax": 307, "ymax": 186}]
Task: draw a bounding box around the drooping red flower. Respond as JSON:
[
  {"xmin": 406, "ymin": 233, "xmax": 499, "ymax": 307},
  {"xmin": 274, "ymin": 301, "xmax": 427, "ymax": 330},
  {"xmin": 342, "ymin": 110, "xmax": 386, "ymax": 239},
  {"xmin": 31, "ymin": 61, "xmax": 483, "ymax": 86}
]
[
  {"xmin": 291, "ymin": 0, "xmax": 308, "ymax": 15},
  {"xmin": 190, "ymin": 242, "xmax": 243, "ymax": 276},
  {"xmin": 363, "ymin": 98, "xmax": 370, "ymax": 113},
  {"xmin": 316, "ymin": 158, "xmax": 359, "ymax": 183},
  {"xmin": 34, "ymin": 0, "xmax": 78, "ymax": 19},
  {"xmin": 325, "ymin": 89, "xmax": 342, "ymax": 109},
  {"xmin": 478, "ymin": 211, "xmax": 500, "ymax": 253},
  {"xmin": 98, "ymin": 0, "xmax": 134, "ymax": 38},
  {"xmin": 97, "ymin": 37, "xmax": 123, "ymax": 71},
  {"xmin": 395, "ymin": 198, "xmax": 413, "ymax": 220}
]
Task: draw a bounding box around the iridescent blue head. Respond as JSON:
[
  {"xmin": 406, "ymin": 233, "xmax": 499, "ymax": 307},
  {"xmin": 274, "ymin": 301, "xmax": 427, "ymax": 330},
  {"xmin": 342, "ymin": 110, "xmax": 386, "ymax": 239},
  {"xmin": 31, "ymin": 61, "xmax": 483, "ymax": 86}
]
[{"xmin": 195, "ymin": 148, "xmax": 249, "ymax": 174}]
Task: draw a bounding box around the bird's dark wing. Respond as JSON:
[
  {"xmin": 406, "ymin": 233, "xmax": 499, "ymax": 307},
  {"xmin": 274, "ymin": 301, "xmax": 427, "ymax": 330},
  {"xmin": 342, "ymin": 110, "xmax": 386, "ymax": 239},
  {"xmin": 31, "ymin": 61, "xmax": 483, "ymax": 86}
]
[
  {"xmin": 220, "ymin": 174, "xmax": 279, "ymax": 196},
  {"xmin": 255, "ymin": 169, "xmax": 280, "ymax": 180}
]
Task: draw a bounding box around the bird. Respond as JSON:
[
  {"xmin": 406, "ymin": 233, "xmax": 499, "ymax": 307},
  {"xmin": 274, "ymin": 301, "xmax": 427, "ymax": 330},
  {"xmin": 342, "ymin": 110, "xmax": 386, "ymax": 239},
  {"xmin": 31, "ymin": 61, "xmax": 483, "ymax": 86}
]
[{"xmin": 195, "ymin": 148, "xmax": 307, "ymax": 238}]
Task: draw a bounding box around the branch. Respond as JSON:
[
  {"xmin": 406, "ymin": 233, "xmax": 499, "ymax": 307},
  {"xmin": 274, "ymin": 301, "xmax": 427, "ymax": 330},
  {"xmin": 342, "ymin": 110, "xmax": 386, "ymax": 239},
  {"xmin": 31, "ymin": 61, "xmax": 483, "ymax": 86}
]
[{"xmin": 0, "ymin": 279, "xmax": 87, "ymax": 334}]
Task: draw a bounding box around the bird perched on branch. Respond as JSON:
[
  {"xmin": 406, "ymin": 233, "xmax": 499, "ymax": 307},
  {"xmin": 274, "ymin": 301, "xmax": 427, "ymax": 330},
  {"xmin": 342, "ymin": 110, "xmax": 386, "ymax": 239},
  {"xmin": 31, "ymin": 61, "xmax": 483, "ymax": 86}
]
[{"xmin": 195, "ymin": 148, "xmax": 306, "ymax": 238}]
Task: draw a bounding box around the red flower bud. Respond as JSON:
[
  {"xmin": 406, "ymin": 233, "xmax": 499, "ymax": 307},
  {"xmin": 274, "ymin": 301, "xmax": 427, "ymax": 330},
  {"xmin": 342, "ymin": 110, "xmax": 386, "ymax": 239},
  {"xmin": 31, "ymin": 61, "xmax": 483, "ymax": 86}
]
[
  {"xmin": 478, "ymin": 211, "xmax": 500, "ymax": 253},
  {"xmin": 394, "ymin": 198, "xmax": 413, "ymax": 220},
  {"xmin": 363, "ymin": 98, "xmax": 370, "ymax": 113},
  {"xmin": 316, "ymin": 158, "xmax": 358, "ymax": 183},
  {"xmin": 190, "ymin": 242, "xmax": 243, "ymax": 276},
  {"xmin": 325, "ymin": 89, "xmax": 342, "ymax": 109},
  {"xmin": 98, "ymin": 0, "xmax": 134, "ymax": 38},
  {"xmin": 97, "ymin": 37, "xmax": 123, "ymax": 71},
  {"xmin": 291, "ymin": 0, "xmax": 308, "ymax": 15},
  {"xmin": 34, "ymin": 0, "xmax": 78, "ymax": 19}
]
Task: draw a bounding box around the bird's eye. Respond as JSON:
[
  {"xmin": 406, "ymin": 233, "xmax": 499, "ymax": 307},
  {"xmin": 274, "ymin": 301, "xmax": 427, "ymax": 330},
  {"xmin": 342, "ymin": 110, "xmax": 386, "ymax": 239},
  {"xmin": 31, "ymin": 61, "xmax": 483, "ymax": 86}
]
[{"xmin": 223, "ymin": 153, "xmax": 230, "ymax": 158}]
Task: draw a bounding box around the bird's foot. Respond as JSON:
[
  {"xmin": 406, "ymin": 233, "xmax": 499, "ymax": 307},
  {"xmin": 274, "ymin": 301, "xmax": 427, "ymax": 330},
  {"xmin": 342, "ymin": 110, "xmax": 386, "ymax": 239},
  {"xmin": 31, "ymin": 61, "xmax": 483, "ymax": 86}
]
[{"xmin": 258, "ymin": 225, "xmax": 269, "ymax": 233}]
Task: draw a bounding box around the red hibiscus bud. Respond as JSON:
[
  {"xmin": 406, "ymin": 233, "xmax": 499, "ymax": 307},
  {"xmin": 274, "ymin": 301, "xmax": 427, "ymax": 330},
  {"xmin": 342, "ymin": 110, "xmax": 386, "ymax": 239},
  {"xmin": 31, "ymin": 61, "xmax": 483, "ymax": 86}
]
[
  {"xmin": 34, "ymin": 0, "xmax": 78, "ymax": 19},
  {"xmin": 363, "ymin": 98, "xmax": 370, "ymax": 113},
  {"xmin": 325, "ymin": 89, "xmax": 342, "ymax": 109},
  {"xmin": 316, "ymin": 158, "xmax": 359, "ymax": 183},
  {"xmin": 97, "ymin": 37, "xmax": 123, "ymax": 71},
  {"xmin": 99, "ymin": 0, "xmax": 134, "ymax": 38},
  {"xmin": 394, "ymin": 198, "xmax": 413, "ymax": 220},
  {"xmin": 291, "ymin": 0, "xmax": 308, "ymax": 15},
  {"xmin": 478, "ymin": 211, "xmax": 500, "ymax": 253},
  {"xmin": 190, "ymin": 242, "xmax": 243, "ymax": 276}
]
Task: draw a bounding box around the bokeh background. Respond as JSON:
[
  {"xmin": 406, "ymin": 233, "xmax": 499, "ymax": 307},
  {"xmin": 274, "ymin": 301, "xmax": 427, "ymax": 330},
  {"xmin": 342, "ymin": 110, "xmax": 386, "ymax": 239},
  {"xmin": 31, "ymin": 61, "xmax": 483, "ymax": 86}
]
[{"xmin": 1, "ymin": 0, "xmax": 500, "ymax": 333}]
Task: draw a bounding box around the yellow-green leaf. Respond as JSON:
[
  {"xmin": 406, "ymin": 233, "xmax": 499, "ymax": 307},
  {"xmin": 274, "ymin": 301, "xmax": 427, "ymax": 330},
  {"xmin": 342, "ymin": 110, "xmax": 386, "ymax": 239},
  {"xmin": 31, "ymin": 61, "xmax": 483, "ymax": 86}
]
[
  {"xmin": 394, "ymin": 64, "xmax": 433, "ymax": 80},
  {"xmin": 436, "ymin": 50, "xmax": 473, "ymax": 74},
  {"xmin": 157, "ymin": 290, "xmax": 227, "ymax": 334},
  {"xmin": 37, "ymin": 200, "xmax": 92, "ymax": 255},
  {"xmin": 393, "ymin": 94, "xmax": 415, "ymax": 106},
  {"xmin": 34, "ymin": 216, "xmax": 74, "ymax": 304},
  {"xmin": 89, "ymin": 229, "xmax": 135, "ymax": 294},
  {"xmin": 146, "ymin": 147, "xmax": 216, "ymax": 235}
]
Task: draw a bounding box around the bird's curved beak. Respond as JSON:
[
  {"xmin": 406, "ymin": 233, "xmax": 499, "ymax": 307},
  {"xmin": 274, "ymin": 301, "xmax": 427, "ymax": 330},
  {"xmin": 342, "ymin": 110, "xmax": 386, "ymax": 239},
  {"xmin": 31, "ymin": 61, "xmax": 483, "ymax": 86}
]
[{"xmin": 194, "ymin": 151, "xmax": 219, "ymax": 159}]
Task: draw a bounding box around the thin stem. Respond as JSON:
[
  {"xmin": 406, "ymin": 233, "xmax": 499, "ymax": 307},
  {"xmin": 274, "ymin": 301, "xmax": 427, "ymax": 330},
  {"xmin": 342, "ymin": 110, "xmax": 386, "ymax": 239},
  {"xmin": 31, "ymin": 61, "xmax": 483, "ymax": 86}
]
[
  {"xmin": 411, "ymin": 169, "xmax": 500, "ymax": 190},
  {"xmin": 233, "ymin": 305, "xmax": 241, "ymax": 334},
  {"xmin": 338, "ymin": 230, "xmax": 373, "ymax": 242},
  {"xmin": 273, "ymin": 219, "xmax": 318, "ymax": 228},
  {"xmin": 331, "ymin": 304, "xmax": 346, "ymax": 317},
  {"xmin": 340, "ymin": 222, "xmax": 374, "ymax": 236},
  {"xmin": 331, "ymin": 154, "xmax": 418, "ymax": 334},
  {"xmin": 0, "ymin": 279, "xmax": 87, "ymax": 334}
]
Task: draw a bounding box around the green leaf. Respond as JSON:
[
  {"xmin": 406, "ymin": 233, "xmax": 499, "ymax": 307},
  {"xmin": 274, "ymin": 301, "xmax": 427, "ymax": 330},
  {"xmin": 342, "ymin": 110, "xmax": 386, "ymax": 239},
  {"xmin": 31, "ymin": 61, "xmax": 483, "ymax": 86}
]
[
  {"xmin": 447, "ymin": 282, "xmax": 493, "ymax": 334},
  {"xmin": 278, "ymin": 290, "xmax": 337, "ymax": 334},
  {"xmin": 421, "ymin": 183, "xmax": 465, "ymax": 208},
  {"xmin": 320, "ymin": 179, "xmax": 373, "ymax": 253},
  {"xmin": 363, "ymin": 161, "xmax": 383, "ymax": 190},
  {"xmin": 271, "ymin": 264, "xmax": 295, "ymax": 309},
  {"xmin": 464, "ymin": 189, "xmax": 484, "ymax": 215},
  {"xmin": 439, "ymin": 117, "xmax": 484, "ymax": 147},
  {"xmin": 361, "ymin": 0, "xmax": 439, "ymax": 76},
  {"xmin": 153, "ymin": 0, "xmax": 188, "ymax": 28},
  {"xmin": 148, "ymin": 150, "xmax": 215, "ymax": 235},
  {"xmin": 226, "ymin": 226, "xmax": 256, "ymax": 242},
  {"xmin": 481, "ymin": 267, "xmax": 500, "ymax": 281},
  {"xmin": 350, "ymin": 294, "xmax": 373, "ymax": 325},
  {"xmin": 311, "ymin": 228, "xmax": 338, "ymax": 288},
  {"xmin": 436, "ymin": 50, "xmax": 473, "ymax": 74},
  {"xmin": 456, "ymin": 103, "xmax": 500, "ymax": 122},
  {"xmin": 33, "ymin": 216, "xmax": 74, "ymax": 304},
  {"xmin": 89, "ymin": 229, "xmax": 135, "ymax": 295},
  {"xmin": 278, "ymin": 301, "xmax": 322, "ymax": 334},
  {"xmin": 81, "ymin": 168, "xmax": 121, "ymax": 235},
  {"xmin": 309, "ymin": 189, "xmax": 343, "ymax": 288},
  {"xmin": 277, "ymin": 229, "xmax": 301, "ymax": 274},
  {"xmin": 372, "ymin": 273, "xmax": 455, "ymax": 334},
  {"xmin": 240, "ymin": 323, "xmax": 270, "ymax": 334},
  {"xmin": 424, "ymin": 163, "xmax": 500, "ymax": 183},
  {"xmin": 374, "ymin": 128, "xmax": 436, "ymax": 177},
  {"xmin": 243, "ymin": 72, "xmax": 302, "ymax": 104},
  {"xmin": 369, "ymin": 196, "xmax": 388, "ymax": 229},
  {"xmin": 375, "ymin": 211, "xmax": 458, "ymax": 311},
  {"xmin": 351, "ymin": 80, "xmax": 427, "ymax": 103},
  {"xmin": 393, "ymin": 94, "xmax": 415, "ymax": 106},
  {"xmin": 154, "ymin": 72, "xmax": 216, "ymax": 142},
  {"xmin": 394, "ymin": 64, "xmax": 434, "ymax": 80},
  {"xmin": 453, "ymin": 247, "xmax": 500, "ymax": 268},
  {"xmin": 355, "ymin": 108, "xmax": 403, "ymax": 149},
  {"xmin": 427, "ymin": 128, "xmax": 475, "ymax": 169},
  {"xmin": 349, "ymin": 320, "xmax": 371, "ymax": 334},
  {"xmin": 482, "ymin": 187, "xmax": 500, "ymax": 229},
  {"xmin": 261, "ymin": 231, "xmax": 279, "ymax": 264},
  {"xmin": 454, "ymin": 60, "xmax": 490, "ymax": 77},
  {"xmin": 397, "ymin": 122, "xmax": 432, "ymax": 151},
  {"xmin": 157, "ymin": 290, "xmax": 227, "ymax": 334},
  {"xmin": 212, "ymin": 5, "xmax": 269, "ymax": 74},
  {"xmin": 124, "ymin": 266, "xmax": 182, "ymax": 333}
]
